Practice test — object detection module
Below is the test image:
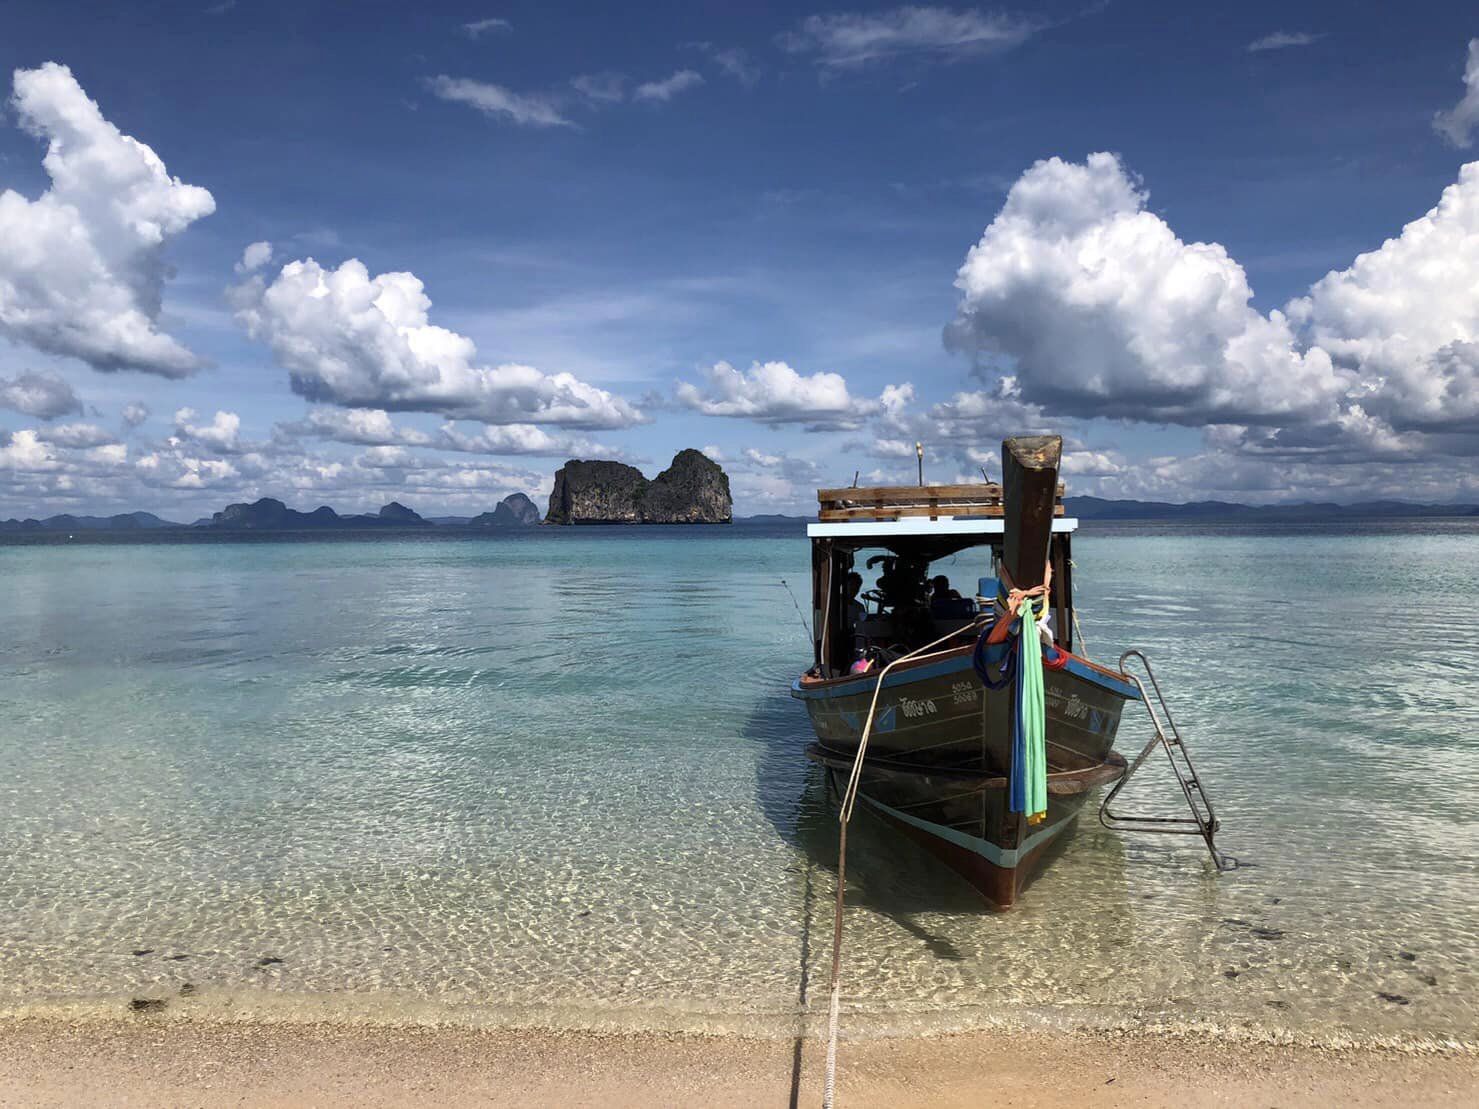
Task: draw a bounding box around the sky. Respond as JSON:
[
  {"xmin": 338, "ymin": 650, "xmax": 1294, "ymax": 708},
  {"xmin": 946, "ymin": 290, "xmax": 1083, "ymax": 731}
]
[{"xmin": 1, "ymin": 1, "xmax": 1477, "ymax": 520}]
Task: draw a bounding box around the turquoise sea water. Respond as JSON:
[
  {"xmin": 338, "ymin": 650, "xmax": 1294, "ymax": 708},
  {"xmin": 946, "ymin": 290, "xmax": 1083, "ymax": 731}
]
[{"xmin": 1, "ymin": 522, "xmax": 1476, "ymax": 1047}]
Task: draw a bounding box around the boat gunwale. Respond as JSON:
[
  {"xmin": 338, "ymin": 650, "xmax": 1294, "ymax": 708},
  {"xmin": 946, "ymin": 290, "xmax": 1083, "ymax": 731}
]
[{"xmin": 790, "ymin": 640, "xmax": 1141, "ymax": 701}]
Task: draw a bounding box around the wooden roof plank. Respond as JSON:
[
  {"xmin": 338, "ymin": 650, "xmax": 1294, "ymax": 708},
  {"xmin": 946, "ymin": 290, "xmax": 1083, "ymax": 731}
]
[
  {"xmin": 817, "ymin": 504, "xmax": 1064, "ymax": 521},
  {"xmin": 817, "ymin": 482, "xmax": 1064, "ymax": 508},
  {"xmin": 818, "ymin": 482, "xmax": 1002, "ymax": 503}
]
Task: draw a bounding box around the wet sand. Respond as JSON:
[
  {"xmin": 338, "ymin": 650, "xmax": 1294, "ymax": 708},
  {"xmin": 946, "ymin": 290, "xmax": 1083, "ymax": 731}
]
[{"xmin": 0, "ymin": 1019, "xmax": 1474, "ymax": 1107}]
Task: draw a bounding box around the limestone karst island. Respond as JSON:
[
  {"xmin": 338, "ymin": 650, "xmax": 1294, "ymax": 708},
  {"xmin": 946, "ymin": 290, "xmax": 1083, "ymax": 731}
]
[{"xmin": 545, "ymin": 449, "xmax": 733, "ymax": 525}]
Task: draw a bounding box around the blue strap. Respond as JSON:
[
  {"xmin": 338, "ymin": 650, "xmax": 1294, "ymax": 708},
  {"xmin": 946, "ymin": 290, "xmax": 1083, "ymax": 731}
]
[{"xmin": 972, "ymin": 618, "xmax": 1015, "ymax": 690}]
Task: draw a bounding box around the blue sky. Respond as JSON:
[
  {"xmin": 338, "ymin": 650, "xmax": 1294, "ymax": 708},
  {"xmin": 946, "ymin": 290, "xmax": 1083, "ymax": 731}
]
[{"xmin": 2, "ymin": 2, "xmax": 1477, "ymax": 518}]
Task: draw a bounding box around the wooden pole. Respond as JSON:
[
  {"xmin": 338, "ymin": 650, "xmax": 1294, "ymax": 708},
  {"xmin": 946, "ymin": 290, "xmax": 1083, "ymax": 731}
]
[{"xmin": 1001, "ymin": 435, "xmax": 1062, "ymax": 596}]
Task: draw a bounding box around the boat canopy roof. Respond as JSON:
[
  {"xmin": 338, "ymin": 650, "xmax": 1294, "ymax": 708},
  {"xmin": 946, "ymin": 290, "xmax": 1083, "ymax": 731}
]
[
  {"xmin": 807, "ymin": 515, "xmax": 1077, "ymax": 556},
  {"xmin": 808, "ymin": 516, "xmax": 1079, "ymax": 539},
  {"xmin": 810, "ymin": 478, "xmax": 1074, "ymax": 553}
]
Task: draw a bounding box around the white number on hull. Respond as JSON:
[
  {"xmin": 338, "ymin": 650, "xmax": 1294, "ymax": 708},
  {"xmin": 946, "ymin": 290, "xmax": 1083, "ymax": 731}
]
[
  {"xmin": 1046, "ymin": 687, "xmax": 1089, "ymax": 720},
  {"xmin": 899, "ymin": 697, "xmax": 938, "ymax": 718}
]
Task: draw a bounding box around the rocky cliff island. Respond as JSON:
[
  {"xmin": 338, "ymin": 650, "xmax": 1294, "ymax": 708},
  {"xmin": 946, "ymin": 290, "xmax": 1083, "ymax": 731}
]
[
  {"xmin": 203, "ymin": 494, "xmax": 541, "ymax": 531},
  {"xmin": 209, "ymin": 498, "xmax": 432, "ymax": 529},
  {"xmin": 545, "ymin": 449, "xmax": 732, "ymax": 525},
  {"xmin": 469, "ymin": 493, "xmax": 542, "ymax": 528}
]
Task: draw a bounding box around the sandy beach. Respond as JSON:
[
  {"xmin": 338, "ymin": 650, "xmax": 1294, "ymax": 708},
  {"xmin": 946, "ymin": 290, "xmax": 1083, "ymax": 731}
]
[{"xmin": 0, "ymin": 1019, "xmax": 1473, "ymax": 1108}]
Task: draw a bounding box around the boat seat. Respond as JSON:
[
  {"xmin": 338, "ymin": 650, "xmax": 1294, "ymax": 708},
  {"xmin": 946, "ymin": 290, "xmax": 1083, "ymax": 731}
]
[{"xmin": 976, "ymin": 576, "xmax": 999, "ymax": 606}]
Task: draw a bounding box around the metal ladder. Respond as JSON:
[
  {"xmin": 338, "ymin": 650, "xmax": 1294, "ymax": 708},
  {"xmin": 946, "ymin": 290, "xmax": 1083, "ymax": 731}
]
[{"xmin": 1099, "ymin": 649, "xmax": 1238, "ymax": 872}]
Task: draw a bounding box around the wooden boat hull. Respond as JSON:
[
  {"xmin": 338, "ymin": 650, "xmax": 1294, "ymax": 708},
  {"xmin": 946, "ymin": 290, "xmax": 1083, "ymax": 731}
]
[{"xmin": 792, "ymin": 646, "xmax": 1137, "ymax": 908}]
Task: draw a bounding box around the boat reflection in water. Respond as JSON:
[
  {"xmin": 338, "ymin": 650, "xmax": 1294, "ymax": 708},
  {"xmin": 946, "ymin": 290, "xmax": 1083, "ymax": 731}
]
[{"xmin": 792, "ymin": 436, "xmax": 1138, "ymax": 908}]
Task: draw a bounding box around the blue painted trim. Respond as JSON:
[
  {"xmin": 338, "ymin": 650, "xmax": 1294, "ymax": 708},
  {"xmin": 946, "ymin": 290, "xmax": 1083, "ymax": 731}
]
[
  {"xmin": 1062, "ymin": 656, "xmax": 1141, "ymax": 699},
  {"xmin": 791, "ymin": 650, "xmax": 1140, "ymax": 702},
  {"xmin": 863, "ymin": 795, "xmax": 1075, "ymax": 868}
]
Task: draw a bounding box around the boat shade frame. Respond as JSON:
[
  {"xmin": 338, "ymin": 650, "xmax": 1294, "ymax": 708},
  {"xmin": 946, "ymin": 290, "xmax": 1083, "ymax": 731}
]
[{"xmin": 808, "ymin": 517, "xmax": 1078, "ymax": 541}]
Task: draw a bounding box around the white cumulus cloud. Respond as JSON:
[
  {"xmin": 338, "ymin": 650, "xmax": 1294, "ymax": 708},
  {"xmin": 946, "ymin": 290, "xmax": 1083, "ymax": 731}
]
[
  {"xmin": 743, "ymin": 447, "xmax": 784, "ymax": 467},
  {"xmin": 867, "ymin": 438, "xmax": 919, "ymax": 460},
  {"xmin": 231, "ymin": 258, "xmax": 646, "ymax": 429},
  {"xmin": 1060, "ymin": 449, "xmax": 1125, "ymax": 476},
  {"xmin": 435, "ymin": 423, "xmax": 607, "ymax": 456},
  {"xmin": 0, "ymin": 429, "xmax": 60, "ymax": 472},
  {"xmin": 1289, "ymin": 160, "xmax": 1479, "ymax": 431},
  {"xmin": 281, "ymin": 406, "xmax": 607, "ymax": 457},
  {"xmin": 0, "ymin": 63, "xmax": 215, "ymax": 376},
  {"xmin": 930, "ymin": 375, "xmax": 1047, "ymax": 433},
  {"xmin": 236, "ymin": 240, "xmax": 273, "ymax": 274},
  {"xmin": 135, "ymin": 448, "xmax": 238, "ymax": 490},
  {"xmin": 37, "ymin": 422, "xmax": 116, "ymax": 449},
  {"xmin": 948, "ymin": 151, "xmax": 1346, "ymax": 427},
  {"xmin": 675, "ymin": 360, "xmax": 902, "ymax": 431},
  {"xmin": 282, "ymin": 407, "xmax": 433, "ymax": 447},
  {"xmin": 948, "ymin": 149, "xmax": 1479, "ymax": 461},
  {"xmin": 0, "ymin": 371, "xmax": 83, "ymax": 419},
  {"xmin": 172, "ymin": 408, "xmax": 242, "ymax": 453},
  {"xmin": 1434, "ymin": 39, "xmax": 1479, "ymax": 149}
]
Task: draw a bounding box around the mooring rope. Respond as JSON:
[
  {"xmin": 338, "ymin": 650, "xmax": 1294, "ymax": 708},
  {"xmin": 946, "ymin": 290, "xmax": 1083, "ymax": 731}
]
[
  {"xmin": 822, "ymin": 618, "xmax": 987, "ymax": 1109},
  {"xmin": 1067, "ymin": 558, "xmax": 1089, "ymax": 658},
  {"xmin": 995, "ymin": 560, "xmax": 1051, "ymax": 628}
]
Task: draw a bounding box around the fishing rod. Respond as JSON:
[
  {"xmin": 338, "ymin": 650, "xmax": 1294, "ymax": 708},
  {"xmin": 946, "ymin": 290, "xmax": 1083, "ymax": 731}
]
[{"xmin": 779, "ymin": 578, "xmax": 812, "ymax": 640}]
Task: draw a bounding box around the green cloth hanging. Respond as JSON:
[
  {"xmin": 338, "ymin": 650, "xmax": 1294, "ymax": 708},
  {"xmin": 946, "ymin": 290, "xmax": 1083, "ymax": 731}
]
[{"xmin": 1017, "ymin": 595, "xmax": 1049, "ymax": 823}]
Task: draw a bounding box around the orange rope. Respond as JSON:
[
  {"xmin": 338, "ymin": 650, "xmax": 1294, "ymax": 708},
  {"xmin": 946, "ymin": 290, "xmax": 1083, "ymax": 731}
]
[{"xmin": 996, "ymin": 559, "xmax": 1052, "ymax": 619}]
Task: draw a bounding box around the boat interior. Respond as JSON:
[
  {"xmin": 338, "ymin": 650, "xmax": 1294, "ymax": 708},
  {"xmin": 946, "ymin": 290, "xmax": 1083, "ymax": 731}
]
[{"xmin": 804, "ymin": 481, "xmax": 1077, "ymax": 681}]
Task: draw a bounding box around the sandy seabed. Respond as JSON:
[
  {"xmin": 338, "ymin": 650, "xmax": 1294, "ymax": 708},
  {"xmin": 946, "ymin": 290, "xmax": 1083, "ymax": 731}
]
[{"xmin": 0, "ymin": 1019, "xmax": 1475, "ymax": 1108}]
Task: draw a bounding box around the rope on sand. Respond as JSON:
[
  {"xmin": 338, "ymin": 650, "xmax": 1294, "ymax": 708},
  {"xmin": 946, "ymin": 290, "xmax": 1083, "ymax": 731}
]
[{"xmin": 821, "ymin": 618, "xmax": 987, "ymax": 1109}]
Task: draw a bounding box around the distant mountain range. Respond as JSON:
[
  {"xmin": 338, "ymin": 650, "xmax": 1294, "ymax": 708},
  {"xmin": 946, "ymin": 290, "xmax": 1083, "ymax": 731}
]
[
  {"xmin": 4, "ymin": 496, "xmax": 1477, "ymax": 533},
  {"xmin": 205, "ymin": 498, "xmax": 434, "ymax": 530},
  {"xmin": 1062, "ymin": 496, "xmax": 1479, "ymax": 520},
  {"xmin": 1, "ymin": 493, "xmax": 544, "ymax": 533},
  {"xmin": 0, "ymin": 510, "xmax": 176, "ymax": 532}
]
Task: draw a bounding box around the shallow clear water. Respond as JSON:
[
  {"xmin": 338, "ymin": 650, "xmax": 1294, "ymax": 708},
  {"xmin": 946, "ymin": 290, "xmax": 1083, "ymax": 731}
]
[{"xmin": 1, "ymin": 523, "xmax": 1476, "ymax": 1046}]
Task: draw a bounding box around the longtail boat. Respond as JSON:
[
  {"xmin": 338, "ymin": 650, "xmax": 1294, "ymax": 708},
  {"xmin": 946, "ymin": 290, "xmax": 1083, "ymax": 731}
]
[{"xmin": 791, "ymin": 435, "xmax": 1140, "ymax": 908}]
